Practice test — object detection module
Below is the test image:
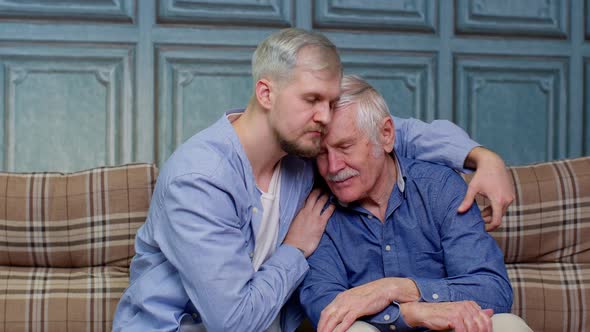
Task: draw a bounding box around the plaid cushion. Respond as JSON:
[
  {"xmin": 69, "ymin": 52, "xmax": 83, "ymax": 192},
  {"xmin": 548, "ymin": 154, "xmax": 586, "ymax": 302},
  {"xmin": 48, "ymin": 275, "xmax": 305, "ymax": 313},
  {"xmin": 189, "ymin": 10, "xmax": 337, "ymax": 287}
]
[
  {"xmin": 0, "ymin": 163, "xmax": 157, "ymax": 268},
  {"xmin": 464, "ymin": 156, "xmax": 590, "ymax": 331},
  {"xmin": 0, "ymin": 265, "xmax": 128, "ymax": 332},
  {"xmin": 0, "ymin": 163, "xmax": 156, "ymax": 332},
  {"xmin": 465, "ymin": 157, "xmax": 590, "ymax": 264},
  {"xmin": 507, "ymin": 262, "xmax": 590, "ymax": 332}
]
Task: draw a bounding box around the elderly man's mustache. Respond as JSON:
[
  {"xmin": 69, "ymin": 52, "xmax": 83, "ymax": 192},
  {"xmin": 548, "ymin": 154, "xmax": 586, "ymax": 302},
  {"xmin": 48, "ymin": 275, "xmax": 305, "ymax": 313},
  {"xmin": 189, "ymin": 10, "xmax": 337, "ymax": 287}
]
[{"xmin": 328, "ymin": 168, "xmax": 360, "ymax": 182}]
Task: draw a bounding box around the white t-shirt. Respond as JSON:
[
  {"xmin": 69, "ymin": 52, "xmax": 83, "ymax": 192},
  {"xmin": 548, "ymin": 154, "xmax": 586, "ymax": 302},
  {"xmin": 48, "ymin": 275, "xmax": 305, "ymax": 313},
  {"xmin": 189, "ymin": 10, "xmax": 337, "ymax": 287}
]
[{"xmin": 253, "ymin": 161, "xmax": 283, "ymax": 332}]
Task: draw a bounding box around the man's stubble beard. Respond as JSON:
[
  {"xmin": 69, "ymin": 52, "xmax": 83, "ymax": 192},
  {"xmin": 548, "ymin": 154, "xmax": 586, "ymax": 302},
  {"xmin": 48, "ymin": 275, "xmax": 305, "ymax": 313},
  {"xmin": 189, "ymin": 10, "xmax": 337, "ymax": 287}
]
[{"xmin": 276, "ymin": 131, "xmax": 321, "ymax": 158}]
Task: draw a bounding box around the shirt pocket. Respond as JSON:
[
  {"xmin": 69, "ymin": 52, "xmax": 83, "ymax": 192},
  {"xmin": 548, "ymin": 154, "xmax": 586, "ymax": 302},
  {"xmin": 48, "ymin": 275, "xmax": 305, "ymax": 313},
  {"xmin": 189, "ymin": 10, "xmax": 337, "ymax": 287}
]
[{"xmin": 414, "ymin": 249, "xmax": 446, "ymax": 278}]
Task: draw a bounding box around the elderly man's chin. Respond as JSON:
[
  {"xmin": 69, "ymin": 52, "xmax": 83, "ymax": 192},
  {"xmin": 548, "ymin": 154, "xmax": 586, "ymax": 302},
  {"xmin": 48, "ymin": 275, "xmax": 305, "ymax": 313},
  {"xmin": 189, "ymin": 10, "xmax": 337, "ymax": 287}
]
[{"xmin": 328, "ymin": 182, "xmax": 361, "ymax": 204}]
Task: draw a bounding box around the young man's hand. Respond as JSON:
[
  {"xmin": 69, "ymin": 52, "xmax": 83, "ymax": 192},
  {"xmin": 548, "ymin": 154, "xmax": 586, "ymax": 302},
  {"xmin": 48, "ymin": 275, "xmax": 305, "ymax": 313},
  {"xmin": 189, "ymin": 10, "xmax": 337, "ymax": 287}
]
[
  {"xmin": 459, "ymin": 147, "xmax": 515, "ymax": 231},
  {"xmin": 283, "ymin": 189, "xmax": 335, "ymax": 257}
]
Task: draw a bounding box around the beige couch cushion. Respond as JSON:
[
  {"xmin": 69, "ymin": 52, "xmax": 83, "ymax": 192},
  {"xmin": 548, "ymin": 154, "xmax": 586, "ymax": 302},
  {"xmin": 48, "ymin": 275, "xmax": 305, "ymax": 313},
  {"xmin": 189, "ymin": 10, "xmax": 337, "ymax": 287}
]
[
  {"xmin": 0, "ymin": 163, "xmax": 157, "ymax": 331},
  {"xmin": 466, "ymin": 156, "xmax": 590, "ymax": 332},
  {"xmin": 0, "ymin": 163, "xmax": 157, "ymax": 268}
]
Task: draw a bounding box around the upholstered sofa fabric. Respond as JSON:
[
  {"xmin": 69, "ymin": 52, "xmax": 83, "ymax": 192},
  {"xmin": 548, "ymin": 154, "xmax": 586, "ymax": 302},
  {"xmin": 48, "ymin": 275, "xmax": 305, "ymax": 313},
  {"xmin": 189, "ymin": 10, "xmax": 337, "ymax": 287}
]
[
  {"xmin": 0, "ymin": 157, "xmax": 587, "ymax": 332},
  {"xmin": 466, "ymin": 156, "xmax": 590, "ymax": 332},
  {"xmin": 0, "ymin": 163, "xmax": 157, "ymax": 332}
]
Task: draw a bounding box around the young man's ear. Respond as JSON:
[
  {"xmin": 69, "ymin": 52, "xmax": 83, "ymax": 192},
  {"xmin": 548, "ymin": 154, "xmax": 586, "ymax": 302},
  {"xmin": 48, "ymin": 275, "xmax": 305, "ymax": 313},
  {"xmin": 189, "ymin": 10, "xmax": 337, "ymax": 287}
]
[
  {"xmin": 255, "ymin": 79, "xmax": 273, "ymax": 110},
  {"xmin": 380, "ymin": 116, "xmax": 395, "ymax": 153}
]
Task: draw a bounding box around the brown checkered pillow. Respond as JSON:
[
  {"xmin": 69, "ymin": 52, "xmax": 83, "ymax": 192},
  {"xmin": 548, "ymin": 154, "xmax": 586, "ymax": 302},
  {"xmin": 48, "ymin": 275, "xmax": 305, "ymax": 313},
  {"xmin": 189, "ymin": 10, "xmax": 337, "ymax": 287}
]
[
  {"xmin": 466, "ymin": 157, "xmax": 590, "ymax": 264},
  {"xmin": 0, "ymin": 163, "xmax": 157, "ymax": 267},
  {"xmin": 0, "ymin": 163, "xmax": 156, "ymax": 332},
  {"xmin": 465, "ymin": 156, "xmax": 590, "ymax": 332}
]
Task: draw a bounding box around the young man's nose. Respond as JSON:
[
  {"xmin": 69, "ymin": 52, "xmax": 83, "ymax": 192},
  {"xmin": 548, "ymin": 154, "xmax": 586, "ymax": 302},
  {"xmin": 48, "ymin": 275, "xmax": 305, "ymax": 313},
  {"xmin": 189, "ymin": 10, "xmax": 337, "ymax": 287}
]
[{"xmin": 313, "ymin": 101, "xmax": 332, "ymax": 124}]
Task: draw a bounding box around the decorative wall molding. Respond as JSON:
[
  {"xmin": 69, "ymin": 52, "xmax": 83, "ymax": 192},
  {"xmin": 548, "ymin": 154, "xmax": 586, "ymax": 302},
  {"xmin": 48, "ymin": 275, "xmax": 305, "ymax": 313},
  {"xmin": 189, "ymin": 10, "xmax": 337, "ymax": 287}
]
[
  {"xmin": 455, "ymin": 55, "xmax": 567, "ymax": 165},
  {"xmin": 0, "ymin": 0, "xmax": 135, "ymax": 23},
  {"xmin": 0, "ymin": 45, "xmax": 135, "ymax": 172},
  {"xmin": 314, "ymin": 0, "xmax": 436, "ymax": 32},
  {"xmin": 340, "ymin": 51, "xmax": 436, "ymax": 121},
  {"xmin": 157, "ymin": 0, "xmax": 293, "ymax": 27},
  {"xmin": 456, "ymin": 0, "xmax": 568, "ymax": 38},
  {"xmin": 156, "ymin": 46, "xmax": 253, "ymax": 165}
]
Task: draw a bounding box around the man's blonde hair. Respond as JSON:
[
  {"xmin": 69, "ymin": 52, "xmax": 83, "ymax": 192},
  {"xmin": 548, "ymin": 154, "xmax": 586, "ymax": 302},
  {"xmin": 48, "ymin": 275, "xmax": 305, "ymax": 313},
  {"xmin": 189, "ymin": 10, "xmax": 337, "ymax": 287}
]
[{"xmin": 252, "ymin": 28, "xmax": 341, "ymax": 86}]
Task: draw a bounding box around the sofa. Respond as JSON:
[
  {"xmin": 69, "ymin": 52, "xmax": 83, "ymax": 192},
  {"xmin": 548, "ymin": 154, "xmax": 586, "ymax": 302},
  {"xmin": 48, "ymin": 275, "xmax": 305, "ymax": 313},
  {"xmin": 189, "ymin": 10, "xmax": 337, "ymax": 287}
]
[
  {"xmin": 0, "ymin": 157, "xmax": 587, "ymax": 332},
  {"xmin": 0, "ymin": 163, "xmax": 157, "ymax": 331}
]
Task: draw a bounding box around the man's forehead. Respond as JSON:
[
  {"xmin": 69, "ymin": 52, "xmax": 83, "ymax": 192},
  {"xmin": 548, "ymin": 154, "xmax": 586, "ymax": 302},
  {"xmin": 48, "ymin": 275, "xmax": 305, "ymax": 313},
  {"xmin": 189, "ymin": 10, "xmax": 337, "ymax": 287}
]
[{"xmin": 323, "ymin": 106, "xmax": 359, "ymax": 142}]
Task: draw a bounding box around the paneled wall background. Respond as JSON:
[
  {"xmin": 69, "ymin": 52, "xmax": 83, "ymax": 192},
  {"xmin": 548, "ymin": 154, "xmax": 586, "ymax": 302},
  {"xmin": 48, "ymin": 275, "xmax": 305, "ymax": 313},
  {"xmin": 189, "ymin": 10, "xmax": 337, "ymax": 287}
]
[{"xmin": 0, "ymin": 0, "xmax": 587, "ymax": 172}]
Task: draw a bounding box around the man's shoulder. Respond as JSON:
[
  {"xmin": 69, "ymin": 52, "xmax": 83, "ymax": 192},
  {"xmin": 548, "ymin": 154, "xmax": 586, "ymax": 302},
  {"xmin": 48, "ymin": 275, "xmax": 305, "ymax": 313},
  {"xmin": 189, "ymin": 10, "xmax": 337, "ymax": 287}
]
[
  {"xmin": 400, "ymin": 155, "xmax": 461, "ymax": 183},
  {"xmin": 160, "ymin": 116, "xmax": 244, "ymax": 185}
]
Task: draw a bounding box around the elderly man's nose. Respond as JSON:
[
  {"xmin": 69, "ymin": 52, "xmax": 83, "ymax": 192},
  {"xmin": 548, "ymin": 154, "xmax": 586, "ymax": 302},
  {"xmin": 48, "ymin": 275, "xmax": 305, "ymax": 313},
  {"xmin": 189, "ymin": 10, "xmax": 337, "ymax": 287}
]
[{"xmin": 327, "ymin": 152, "xmax": 343, "ymax": 174}]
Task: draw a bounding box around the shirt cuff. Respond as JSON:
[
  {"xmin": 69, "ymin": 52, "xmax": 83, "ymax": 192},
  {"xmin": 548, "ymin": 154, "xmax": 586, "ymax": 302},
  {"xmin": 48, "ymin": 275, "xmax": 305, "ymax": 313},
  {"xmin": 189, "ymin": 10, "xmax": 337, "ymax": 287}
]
[
  {"xmin": 454, "ymin": 142, "xmax": 481, "ymax": 174},
  {"xmin": 366, "ymin": 302, "xmax": 413, "ymax": 332},
  {"xmin": 267, "ymin": 244, "xmax": 309, "ymax": 284},
  {"xmin": 411, "ymin": 277, "xmax": 451, "ymax": 303}
]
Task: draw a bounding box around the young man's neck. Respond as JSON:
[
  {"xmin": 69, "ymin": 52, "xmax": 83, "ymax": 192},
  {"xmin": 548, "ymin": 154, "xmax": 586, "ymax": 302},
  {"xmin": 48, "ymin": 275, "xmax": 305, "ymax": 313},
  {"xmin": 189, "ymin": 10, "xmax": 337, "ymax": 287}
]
[
  {"xmin": 359, "ymin": 154, "xmax": 397, "ymax": 222},
  {"xmin": 231, "ymin": 103, "xmax": 286, "ymax": 192}
]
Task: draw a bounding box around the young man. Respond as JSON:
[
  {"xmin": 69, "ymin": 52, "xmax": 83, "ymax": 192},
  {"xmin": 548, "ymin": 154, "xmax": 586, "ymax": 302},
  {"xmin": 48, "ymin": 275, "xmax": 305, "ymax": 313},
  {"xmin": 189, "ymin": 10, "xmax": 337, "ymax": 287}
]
[
  {"xmin": 113, "ymin": 29, "xmax": 514, "ymax": 332},
  {"xmin": 299, "ymin": 75, "xmax": 532, "ymax": 332}
]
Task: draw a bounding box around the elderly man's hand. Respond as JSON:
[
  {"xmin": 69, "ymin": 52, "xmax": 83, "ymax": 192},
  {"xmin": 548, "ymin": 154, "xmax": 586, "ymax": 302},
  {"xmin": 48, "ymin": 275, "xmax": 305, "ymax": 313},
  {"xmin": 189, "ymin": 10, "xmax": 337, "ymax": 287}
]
[
  {"xmin": 317, "ymin": 278, "xmax": 419, "ymax": 332},
  {"xmin": 400, "ymin": 301, "xmax": 494, "ymax": 332},
  {"xmin": 458, "ymin": 147, "xmax": 515, "ymax": 231}
]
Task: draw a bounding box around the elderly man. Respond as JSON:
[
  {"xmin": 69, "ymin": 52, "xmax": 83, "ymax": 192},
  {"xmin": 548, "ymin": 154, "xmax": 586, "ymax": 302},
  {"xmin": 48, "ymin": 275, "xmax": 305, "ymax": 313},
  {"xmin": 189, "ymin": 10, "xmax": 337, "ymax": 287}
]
[
  {"xmin": 114, "ymin": 27, "xmax": 515, "ymax": 332},
  {"xmin": 299, "ymin": 75, "xmax": 533, "ymax": 332}
]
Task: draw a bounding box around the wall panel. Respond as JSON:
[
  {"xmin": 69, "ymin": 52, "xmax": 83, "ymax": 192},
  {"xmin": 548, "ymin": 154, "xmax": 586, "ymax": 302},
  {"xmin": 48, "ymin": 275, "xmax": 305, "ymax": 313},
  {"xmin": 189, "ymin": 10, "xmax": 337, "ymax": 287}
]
[
  {"xmin": 456, "ymin": 0, "xmax": 568, "ymax": 38},
  {"xmin": 313, "ymin": 0, "xmax": 436, "ymax": 32},
  {"xmin": 157, "ymin": 0, "xmax": 293, "ymax": 27},
  {"xmin": 342, "ymin": 51, "xmax": 436, "ymax": 120},
  {"xmin": 0, "ymin": 0, "xmax": 135, "ymax": 23},
  {"xmin": 0, "ymin": 45, "xmax": 135, "ymax": 172},
  {"xmin": 0, "ymin": 0, "xmax": 585, "ymax": 170},
  {"xmin": 156, "ymin": 46, "xmax": 252, "ymax": 164},
  {"xmin": 455, "ymin": 55, "xmax": 567, "ymax": 165}
]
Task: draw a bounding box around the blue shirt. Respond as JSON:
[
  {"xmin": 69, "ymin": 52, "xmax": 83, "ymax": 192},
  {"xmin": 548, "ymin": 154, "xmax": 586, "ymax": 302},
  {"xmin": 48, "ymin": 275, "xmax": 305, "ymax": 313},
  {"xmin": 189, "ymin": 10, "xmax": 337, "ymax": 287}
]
[
  {"xmin": 299, "ymin": 155, "xmax": 512, "ymax": 332},
  {"xmin": 112, "ymin": 109, "xmax": 480, "ymax": 332}
]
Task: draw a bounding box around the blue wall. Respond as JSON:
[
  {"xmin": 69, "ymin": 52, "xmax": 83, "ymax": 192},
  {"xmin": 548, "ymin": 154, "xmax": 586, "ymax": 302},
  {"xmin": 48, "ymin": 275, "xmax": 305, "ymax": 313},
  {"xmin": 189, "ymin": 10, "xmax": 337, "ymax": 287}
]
[{"xmin": 0, "ymin": 0, "xmax": 586, "ymax": 171}]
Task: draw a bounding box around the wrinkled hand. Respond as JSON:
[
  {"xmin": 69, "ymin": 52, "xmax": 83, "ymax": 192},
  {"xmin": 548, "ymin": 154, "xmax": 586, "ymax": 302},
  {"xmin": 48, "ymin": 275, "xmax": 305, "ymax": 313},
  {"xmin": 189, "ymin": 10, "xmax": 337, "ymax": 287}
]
[
  {"xmin": 458, "ymin": 148, "xmax": 515, "ymax": 231},
  {"xmin": 400, "ymin": 301, "xmax": 494, "ymax": 332},
  {"xmin": 318, "ymin": 278, "xmax": 419, "ymax": 332},
  {"xmin": 283, "ymin": 189, "xmax": 335, "ymax": 257}
]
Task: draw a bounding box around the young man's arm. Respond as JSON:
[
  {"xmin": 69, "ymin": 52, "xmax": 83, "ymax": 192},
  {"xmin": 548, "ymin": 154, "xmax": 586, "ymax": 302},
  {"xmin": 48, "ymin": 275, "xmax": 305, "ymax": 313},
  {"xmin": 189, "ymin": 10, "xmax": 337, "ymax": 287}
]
[
  {"xmin": 154, "ymin": 173, "xmax": 330, "ymax": 332},
  {"xmin": 459, "ymin": 146, "xmax": 515, "ymax": 230},
  {"xmin": 393, "ymin": 117, "xmax": 514, "ymax": 230}
]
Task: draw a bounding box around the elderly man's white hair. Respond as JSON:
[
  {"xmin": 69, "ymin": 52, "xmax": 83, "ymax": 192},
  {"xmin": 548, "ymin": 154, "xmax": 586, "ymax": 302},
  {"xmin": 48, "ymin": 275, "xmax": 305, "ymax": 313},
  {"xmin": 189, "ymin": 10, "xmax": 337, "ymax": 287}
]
[{"xmin": 335, "ymin": 75, "xmax": 391, "ymax": 146}]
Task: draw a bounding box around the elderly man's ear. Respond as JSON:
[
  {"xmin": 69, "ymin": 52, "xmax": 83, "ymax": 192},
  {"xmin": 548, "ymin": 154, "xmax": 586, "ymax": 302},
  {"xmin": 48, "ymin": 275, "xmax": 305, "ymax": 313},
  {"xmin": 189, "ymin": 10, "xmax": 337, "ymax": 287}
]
[{"xmin": 380, "ymin": 116, "xmax": 395, "ymax": 154}]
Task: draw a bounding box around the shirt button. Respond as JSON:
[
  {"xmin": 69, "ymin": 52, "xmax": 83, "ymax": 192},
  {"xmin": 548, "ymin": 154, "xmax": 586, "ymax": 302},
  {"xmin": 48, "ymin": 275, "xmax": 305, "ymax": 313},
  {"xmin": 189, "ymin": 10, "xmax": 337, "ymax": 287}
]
[
  {"xmin": 389, "ymin": 325, "xmax": 396, "ymax": 331},
  {"xmin": 384, "ymin": 314, "xmax": 391, "ymax": 321},
  {"xmin": 252, "ymin": 207, "xmax": 258, "ymax": 214},
  {"xmin": 192, "ymin": 313, "xmax": 198, "ymax": 319},
  {"xmin": 367, "ymin": 215, "xmax": 373, "ymax": 219},
  {"xmin": 432, "ymin": 293, "xmax": 439, "ymax": 300},
  {"xmin": 385, "ymin": 245, "xmax": 391, "ymax": 251},
  {"xmin": 249, "ymin": 252, "xmax": 254, "ymax": 258}
]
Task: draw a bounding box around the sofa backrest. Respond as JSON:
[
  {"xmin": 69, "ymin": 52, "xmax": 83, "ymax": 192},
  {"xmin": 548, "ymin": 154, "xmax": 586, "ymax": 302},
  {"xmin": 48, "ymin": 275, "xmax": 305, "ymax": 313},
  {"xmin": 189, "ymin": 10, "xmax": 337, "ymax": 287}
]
[
  {"xmin": 466, "ymin": 156, "xmax": 590, "ymax": 264},
  {"xmin": 0, "ymin": 163, "xmax": 157, "ymax": 268}
]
